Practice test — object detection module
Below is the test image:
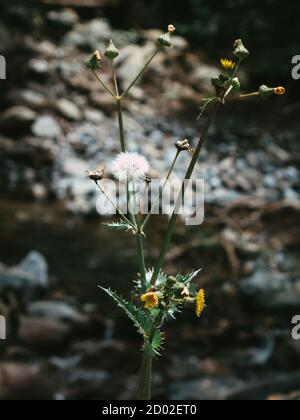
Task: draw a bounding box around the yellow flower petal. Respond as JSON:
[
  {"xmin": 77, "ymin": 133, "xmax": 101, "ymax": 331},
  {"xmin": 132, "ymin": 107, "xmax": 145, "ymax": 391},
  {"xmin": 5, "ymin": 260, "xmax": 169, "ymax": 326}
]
[
  {"xmin": 196, "ymin": 289, "xmax": 206, "ymax": 317},
  {"xmin": 141, "ymin": 292, "xmax": 159, "ymax": 309},
  {"xmin": 220, "ymin": 58, "xmax": 236, "ymax": 71}
]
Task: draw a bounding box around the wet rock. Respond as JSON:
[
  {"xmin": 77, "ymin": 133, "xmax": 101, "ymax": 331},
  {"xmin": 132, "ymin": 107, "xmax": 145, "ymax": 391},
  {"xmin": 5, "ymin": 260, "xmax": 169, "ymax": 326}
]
[
  {"xmin": 118, "ymin": 44, "xmax": 152, "ymax": 86},
  {"xmin": 0, "ymin": 362, "xmax": 53, "ymax": 400},
  {"xmin": 170, "ymin": 376, "xmax": 246, "ymax": 400},
  {"xmin": 63, "ymin": 18, "xmax": 111, "ymax": 50},
  {"xmin": 27, "ymin": 301, "xmax": 87, "ymax": 326},
  {"xmin": 56, "ymin": 98, "xmax": 82, "ymax": 121},
  {"xmin": 28, "ymin": 59, "xmax": 50, "ymax": 77},
  {"xmin": 240, "ymin": 261, "xmax": 300, "ymax": 309},
  {"xmin": 0, "ymin": 106, "xmax": 37, "ymax": 136},
  {"xmin": 0, "ymin": 251, "xmax": 49, "ymax": 293},
  {"xmin": 61, "ymin": 157, "xmax": 90, "ymax": 178},
  {"xmin": 19, "ymin": 316, "xmax": 71, "ymax": 350},
  {"xmin": 47, "ymin": 8, "xmax": 79, "ymax": 29},
  {"xmin": 90, "ymin": 92, "xmax": 116, "ymax": 115},
  {"xmin": 32, "ymin": 115, "xmax": 62, "ymax": 139}
]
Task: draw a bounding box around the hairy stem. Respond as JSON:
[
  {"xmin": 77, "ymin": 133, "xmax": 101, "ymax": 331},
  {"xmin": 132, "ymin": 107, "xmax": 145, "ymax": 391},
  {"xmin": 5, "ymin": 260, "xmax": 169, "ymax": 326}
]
[
  {"xmin": 138, "ymin": 349, "xmax": 152, "ymax": 400},
  {"xmin": 151, "ymin": 103, "xmax": 220, "ymax": 285}
]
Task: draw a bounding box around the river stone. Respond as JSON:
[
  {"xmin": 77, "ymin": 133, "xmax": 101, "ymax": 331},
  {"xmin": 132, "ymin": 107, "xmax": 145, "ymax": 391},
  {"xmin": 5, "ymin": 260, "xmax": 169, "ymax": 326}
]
[
  {"xmin": 32, "ymin": 116, "xmax": 61, "ymax": 139},
  {"xmin": 0, "ymin": 106, "xmax": 37, "ymax": 135},
  {"xmin": 56, "ymin": 98, "xmax": 82, "ymax": 121},
  {"xmin": 240, "ymin": 261, "xmax": 300, "ymax": 309},
  {"xmin": 0, "ymin": 251, "xmax": 49, "ymax": 292},
  {"xmin": 27, "ymin": 301, "xmax": 87, "ymax": 325}
]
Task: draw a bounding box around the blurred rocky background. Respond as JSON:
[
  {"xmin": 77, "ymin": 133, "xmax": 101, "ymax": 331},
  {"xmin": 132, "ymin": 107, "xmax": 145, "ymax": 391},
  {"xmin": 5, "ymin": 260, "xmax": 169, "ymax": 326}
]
[{"xmin": 0, "ymin": 0, "xmax": 300, "ymax": 400}]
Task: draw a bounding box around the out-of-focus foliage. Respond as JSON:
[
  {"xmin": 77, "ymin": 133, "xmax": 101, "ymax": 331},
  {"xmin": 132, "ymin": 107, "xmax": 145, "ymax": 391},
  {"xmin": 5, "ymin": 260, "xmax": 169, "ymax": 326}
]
[{"xmin": 110, "ymin": 0, "xmax": 299, "ymax": 81}]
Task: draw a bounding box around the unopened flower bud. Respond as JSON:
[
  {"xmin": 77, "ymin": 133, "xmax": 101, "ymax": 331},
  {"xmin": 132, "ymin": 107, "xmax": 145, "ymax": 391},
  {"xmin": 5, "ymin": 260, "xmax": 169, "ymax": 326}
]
[
  {"xmin": 85, "ymin": 50, "xmax": 102, "ymax": 71},
  {"xmin": 87, "ymin": 168, "xmax": 105, "ymax": 183},
  {"xmin": 105, "ymin": 40, "xmax": 119, "ymax": 61},
  {"xmin": 175, "ymin": 139, "xmax": 194, "ymax": 153},
  {"xmin": 231, "ymin": 77, "xmax": 241, "ymax": 91},
  {"xmin": 233, "ymin": 39, "xmax": 249, "ymax": 60},
  {"xmin": 168, "ymin": 24, "xmax": 176, "ymax": 33},
  {"xmin": 274, "ymin": 86, "xmax": 286, "ymax": 96},
  {"xmin": 181, "ymin": 286, "xmax": 190, "ymax": 298},
  {"xmin": 158, "ymin": 25, "xmax": 175, "ymax": 48}
]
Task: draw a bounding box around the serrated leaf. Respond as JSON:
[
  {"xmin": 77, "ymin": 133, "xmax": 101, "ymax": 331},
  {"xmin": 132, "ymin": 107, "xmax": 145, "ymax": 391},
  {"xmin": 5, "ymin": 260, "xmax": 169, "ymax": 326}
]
[
  {"xmin": 99, "ymin": 287, "xmax": 151, "ymax": 338},
  {"xmin": 104, "ymin": 220, "xmax": 135, "ymax": 233},
  {"xmin": 176, "ymin": 269, "xmax": 202, "ymax": 285},
  {"xmin": 151, "ymin": 329, "xmax": 164, "ymax": 356}
]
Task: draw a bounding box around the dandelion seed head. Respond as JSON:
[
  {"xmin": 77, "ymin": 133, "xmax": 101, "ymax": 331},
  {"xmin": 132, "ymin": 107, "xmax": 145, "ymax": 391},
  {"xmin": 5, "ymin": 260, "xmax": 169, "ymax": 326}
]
[{"xmin": 112, "ymin": 152, "xmax": 150, "ymax": 181}]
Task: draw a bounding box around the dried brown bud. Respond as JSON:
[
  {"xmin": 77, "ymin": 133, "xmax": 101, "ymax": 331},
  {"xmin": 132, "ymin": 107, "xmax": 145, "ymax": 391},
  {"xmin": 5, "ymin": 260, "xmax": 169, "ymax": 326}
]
[
  {"xmin": 181, "ymin": 286, "xmax": 190, "ymax": 298},
  {"xmin": 175, "ymin": 139, "xmax": 194, "ymax": 153},
  {"xmin": 144, "ymin": 175, "xmax": 152, "ymax": 185},
  {"xmin": 87, "ymin": 168, "xmax": 105, "ymax": 183}
]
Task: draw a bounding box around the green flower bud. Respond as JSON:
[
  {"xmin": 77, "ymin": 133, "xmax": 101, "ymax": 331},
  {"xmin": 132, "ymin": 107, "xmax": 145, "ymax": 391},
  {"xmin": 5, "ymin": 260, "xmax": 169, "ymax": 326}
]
[
  {"xmin": 85, "ymin": 50, "xmax": 101, "ymax": 71},
  {"xmin": 259, "ymin": 85, "xmax": 275, "ymax": 100},
  {"xmin": 231, "ymin": 77, "xmax": 241, "ymax": 91},
  {"xmin": 233, "ymin": 39, "xmax": 249, "ymax": 60},
  {"xmin": 158, "ymin": 31, "xmax": 172, "ymax": 48},
  {"xmin": 105, "ymin": 40, "xmax": 119, "ymax": 61}
]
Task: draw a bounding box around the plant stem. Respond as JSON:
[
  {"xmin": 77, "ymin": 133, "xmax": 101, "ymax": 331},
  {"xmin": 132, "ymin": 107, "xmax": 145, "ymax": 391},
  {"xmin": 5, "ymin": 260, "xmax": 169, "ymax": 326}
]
[
  {"xmin": 122, "ymin": 47, "xmax": 161, "ymax": 98},
  {"xmin": 138, "ymin": 348, "xmax": 153, "ymax": 400},
  {"xmin": 95, "ymin": 182, "xmax": 136, "ymax": 230},
  {"xmin": 141, "ymin": 150, "xmax": 180, "ymax": 231},
  {"xmin": 137, "ymin": 234, "xmax": 147, "ymax": 293},
  {"xmin": 151, "ymin": 103, "xmax": 220, "ymax": 286},
  {"xmin": 92, "ymin": 70, "xmax": 115, "ymax": 97},
  {"xmin": 111, "ymin": 62, "xmax": 120, "ymax": 97},
  {"xmin": 116, "ymin": 98, "xmax": 126, "ymax": 152}
]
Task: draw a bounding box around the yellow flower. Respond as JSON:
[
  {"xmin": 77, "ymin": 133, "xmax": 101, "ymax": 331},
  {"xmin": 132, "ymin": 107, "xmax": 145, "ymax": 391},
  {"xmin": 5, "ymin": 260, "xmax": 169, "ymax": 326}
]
[
  {"xmin": 141, "ymin": 292, "xmax": 159, "ymax": 309},
  {"xmin": 274, "ymin": 86, "xmax": 286, "ymax": 96},
  {"xmin": 220, "ymin": 58, "xmax": 236, "ymax": 71},
  {"xmin": 196, "ymin": 289, "xmax": 206, "ymax": 317}
]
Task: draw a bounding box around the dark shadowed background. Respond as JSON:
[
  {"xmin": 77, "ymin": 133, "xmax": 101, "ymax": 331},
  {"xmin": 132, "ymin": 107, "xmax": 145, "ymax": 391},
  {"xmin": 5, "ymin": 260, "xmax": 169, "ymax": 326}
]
[{"xmin": 0, "ymin": 0, "xmax": 300, "ymax": 400}]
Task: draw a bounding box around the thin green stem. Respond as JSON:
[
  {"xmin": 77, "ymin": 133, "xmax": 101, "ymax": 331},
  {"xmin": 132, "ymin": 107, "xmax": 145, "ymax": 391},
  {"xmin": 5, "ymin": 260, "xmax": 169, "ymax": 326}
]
[
  {"xmin": 138, "ymin": 348, "xmax": 152, "ymax": 400},
  {"xmin": 111, "ymin": 62, "xmax": 120, "ymax": 97},
  {"xmin": 117, "ymin": 98, "xmax": 126, "ymax": 152},
  {"xmin": 137, "ymin": 234, "xmax": 147, "ymax": 293},
  {"xmin": 150, "ymin": 103, "xmax": 220, "ymax": 286},
  {"xmin": 122, "ymin": 47, "xmax": 161, "ymax": 98},
  {"xmin": 92, "ymin": 70, "xmax": 115, "ymax": 97},
  {"xmin": 141, "ymin": 150, "xmax": 180, "ymax": 231},
  {"xmin": 95, "ymin": 182, "xmax": 136, "ymax": 230}
]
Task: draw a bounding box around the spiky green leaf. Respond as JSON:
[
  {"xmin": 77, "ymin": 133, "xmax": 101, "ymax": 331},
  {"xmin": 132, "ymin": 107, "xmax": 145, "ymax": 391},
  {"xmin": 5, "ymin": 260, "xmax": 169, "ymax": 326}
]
[
  {"xmin": 99, "ymin": 287, "xmax": 151, "ymax": 337},
  {"xmin": 104, "ymin": 220, "xmax": 134, "ymax": 233}
]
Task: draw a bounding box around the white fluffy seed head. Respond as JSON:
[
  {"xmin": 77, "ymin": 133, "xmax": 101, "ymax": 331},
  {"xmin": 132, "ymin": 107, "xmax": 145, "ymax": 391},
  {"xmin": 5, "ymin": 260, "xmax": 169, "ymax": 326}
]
[{"xmin": 112, "ymin": 152, "xmax": 150, "ymax": 181}]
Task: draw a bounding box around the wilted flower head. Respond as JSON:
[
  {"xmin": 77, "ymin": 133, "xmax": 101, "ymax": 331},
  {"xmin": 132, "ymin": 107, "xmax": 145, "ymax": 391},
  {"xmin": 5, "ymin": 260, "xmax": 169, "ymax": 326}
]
[
  {"xmin": 87, "ymin": 168, "xmax": 105, "ymax": 183},
  {"xmin": 274, "ymin": 86, "xmax": 286, "ymax": 96},
  {"xmin": 112, "ymin": 152, "xmax": 150, "ymax": 181}
]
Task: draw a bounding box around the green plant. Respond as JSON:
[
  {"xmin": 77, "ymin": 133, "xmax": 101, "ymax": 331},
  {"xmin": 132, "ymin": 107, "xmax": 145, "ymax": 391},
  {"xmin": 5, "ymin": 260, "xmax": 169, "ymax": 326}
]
[{"xmin": 85, "ymin": 27, "xmax": 285, "ymax": 400}]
